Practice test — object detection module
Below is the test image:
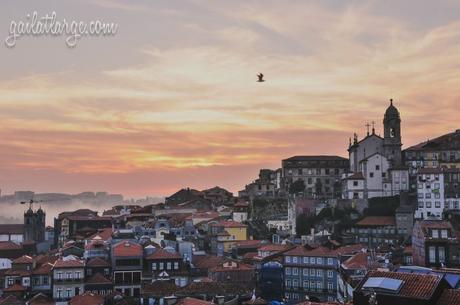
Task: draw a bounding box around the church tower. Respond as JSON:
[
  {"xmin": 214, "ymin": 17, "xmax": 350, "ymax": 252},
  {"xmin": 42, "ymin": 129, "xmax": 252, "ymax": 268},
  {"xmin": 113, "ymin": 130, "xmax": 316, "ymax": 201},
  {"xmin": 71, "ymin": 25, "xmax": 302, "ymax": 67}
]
[
  {"xmin": 383, "ymin": 99, "xmax": 402, "ymax": 166},
  {"xmin": 24, "ymin": 206, "xmax": 46, "ymax": 243}
]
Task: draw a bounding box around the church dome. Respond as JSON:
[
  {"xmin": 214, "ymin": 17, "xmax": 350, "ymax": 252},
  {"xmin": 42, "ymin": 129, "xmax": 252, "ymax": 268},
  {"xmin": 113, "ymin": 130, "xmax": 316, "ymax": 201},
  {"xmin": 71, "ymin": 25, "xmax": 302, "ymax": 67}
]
[
  {"xmin": 384, "ymin": 99, "xmax": 400, "ymax": 120},
  {"xmin": 37, "ymin": 207, "xmax": 44, "ymax": 215}
]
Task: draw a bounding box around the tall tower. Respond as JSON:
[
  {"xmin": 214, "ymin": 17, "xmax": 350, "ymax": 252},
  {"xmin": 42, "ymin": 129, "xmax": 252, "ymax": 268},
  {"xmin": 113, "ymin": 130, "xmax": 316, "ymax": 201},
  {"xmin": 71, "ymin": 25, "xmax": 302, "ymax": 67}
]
[
  {"xmin": 24, "ymin": 206, "xmax": 46, "ymax": 242},
  {"xmin": 383, "ymin": 99, "xmax": 402, "ymax": 166}
]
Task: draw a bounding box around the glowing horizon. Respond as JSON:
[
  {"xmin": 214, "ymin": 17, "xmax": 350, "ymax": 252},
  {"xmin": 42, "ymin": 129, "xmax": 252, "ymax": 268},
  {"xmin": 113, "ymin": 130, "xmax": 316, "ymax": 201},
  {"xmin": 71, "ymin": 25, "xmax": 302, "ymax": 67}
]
[{"xmin": 1, "ymin": 1, "xmax": 460, "ymax": 198}]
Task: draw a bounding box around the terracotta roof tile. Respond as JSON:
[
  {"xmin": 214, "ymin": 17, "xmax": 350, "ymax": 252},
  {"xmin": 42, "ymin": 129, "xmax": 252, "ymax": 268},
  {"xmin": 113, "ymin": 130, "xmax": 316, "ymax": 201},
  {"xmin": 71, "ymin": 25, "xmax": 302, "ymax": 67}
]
[
  {"xmin": 355, "ymin": 216, "xmax": 395, "ymax": 226},
  {"xmin": 33, "ymin": 262, "xmax": 53, "ymax": 275},
  {"xmin": 359, "ymin": 270, "xmax": 442, "ymax": 299},
  {"xmin": 85, "ymin": 272, "xmax": 112, "ymax": 284},
  {"xmin": 69, "ymin": 293, "xmax": 104, "ymax": 305},
  {"xmin": 146, "ymin": 248, "xmax": 182, "ymax": 260},
  {"xmin": 3, "ymin": 284, "xmax": 26, "ymax": 292},
  {"xmin": 112, "ymin": 240, "xmax": 142, "ymax": 257},
  {"xmin": 86, "ymin": 257, "xmax": 111, "ymax": 268},
  {"xmin": 13, "ymin": 255, "xmax": 33, "ymax": 264},
  {"xmin": 342, "ymin": 252, "xmax": 369, "ymax": 269},
  {"xmin": 53, "ymin": 257, "xmax": 84, "ymax": 268},
  {"xmin": 0, "ymin": 241, "xmax": 22, "ymax": 251},
  {"xmin": 436, "ymin": 289, "xmax": 460, "ymax": 305}
]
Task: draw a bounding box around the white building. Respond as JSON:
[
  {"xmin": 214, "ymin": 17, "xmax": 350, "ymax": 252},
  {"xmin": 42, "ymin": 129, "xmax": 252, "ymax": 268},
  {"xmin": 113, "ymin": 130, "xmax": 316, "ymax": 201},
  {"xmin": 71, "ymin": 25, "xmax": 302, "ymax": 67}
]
[
  {"xmin": 415, "ymin": 168, "xmax": 445, "ymax": 219},
  {"xmin": 342, "ymin": 153, "xmax": 409, "ymax": 199}
]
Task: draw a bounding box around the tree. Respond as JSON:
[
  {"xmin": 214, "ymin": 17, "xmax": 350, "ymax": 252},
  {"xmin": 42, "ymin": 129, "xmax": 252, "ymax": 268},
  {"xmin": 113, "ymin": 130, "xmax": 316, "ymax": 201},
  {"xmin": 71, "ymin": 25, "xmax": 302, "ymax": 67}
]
[{"xmin": 289, "ymin": 179, "xmax": 306, "ymax": 194}]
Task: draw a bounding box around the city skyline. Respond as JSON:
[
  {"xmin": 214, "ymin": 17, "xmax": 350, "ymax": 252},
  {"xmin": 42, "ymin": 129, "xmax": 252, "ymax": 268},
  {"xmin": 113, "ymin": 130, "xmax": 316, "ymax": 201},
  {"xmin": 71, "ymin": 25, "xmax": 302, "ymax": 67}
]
[{"xmin": 1, "ymin": 1, "xmax": 460, "ymax": 197}]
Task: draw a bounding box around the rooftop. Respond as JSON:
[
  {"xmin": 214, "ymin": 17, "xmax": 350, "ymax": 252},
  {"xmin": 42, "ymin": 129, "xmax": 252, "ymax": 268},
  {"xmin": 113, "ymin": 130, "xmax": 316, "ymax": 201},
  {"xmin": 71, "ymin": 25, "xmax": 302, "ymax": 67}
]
[
  {"xmin": 112, "ymin": 240, "xmax": 142, "ymax": 257},
  {"xmin": 355, "ymin": 216, "xmax": 396, "ymax": 226},
  {"xmin": 357, "ymin": 270, "xmax": 442, "ymax": 299}
]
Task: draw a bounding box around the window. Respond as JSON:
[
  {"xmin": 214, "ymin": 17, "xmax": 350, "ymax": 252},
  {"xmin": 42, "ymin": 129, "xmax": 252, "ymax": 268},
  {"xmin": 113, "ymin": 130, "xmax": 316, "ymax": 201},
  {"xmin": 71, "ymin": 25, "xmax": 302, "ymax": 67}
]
[
  {"xmin": 292, "ymin": 268, "xmax": 298, "ymax": 275},
  {"xmin": 174, "ymin": 262, "xmax": 179, "ymax": 270},
  {"xmin": 303, "ymin": 257, "xmax": 308, "ymax": 264},
  {"xmin": 310, "ymin": 269, "xmax": 315, "ymax": 276},
  {"xmin": 317, "ymin": 281, "xmax": 323, "ymax": 290},
  {"xmin": 159, "ymin": 262, "xmax": 164, "ymax": 270},
  {"xmin": 435, "ymin": 193, "xmax": 440, "ymax": 199},
  {"xmin": 328, "ymin": 282, "xmax": 333, "ymax": 291},
  {"xmin": 310, "ymin": 282, "xmax": 315, "ymax": 289},
  {"xmin": 369, "ymin": 172, "xmax": 374, "ymax": 178},
  {"xmin": 327, "ymin": 258, "xmax": 333, "ymax": 265},
  {"xmin": 426, "ymin": 193, "xmax": 431, "ymax": 199},
  {"xmin": 435, "ymin": 201, "xmax": 441, "ymax": 208},
  {"xmin": 285, "ymin": 267, "xmax": 291, "ymax": 275},
  {"xmin": 327, "ymin": 270, "xmax": 333, "ymax": 278},
  {"xmin": 292, "ymin": 257, "xmax": 298, "ymax": 264},
  {"xmin": 316, "ymin": 257, "xmax": 323, "ymax": 264},
  {"xmin": 152, "ymin": 263, "xmax": 157, "ymax": 270},
  {"xmin": 310, "ymin": 257, "xmax": 315, "ymax": 264},
  {"xmin": 286, "ymin": 280, "xmax": 291, "ymax": 287},
  {"xmin": 316, "ymin": 269, "xmax": 323, "ymax": 277},
  {"xmin": 293, "ymin": 279, "xmax": 298, "ymax": 288},
  {"xmin": 303, "ymin": 281, "xmax": 309, "ymax": 289},
  {"xmin": 426, "ymin": 202, "xmax": 432, "ymax": 208},
  {"xmin": 376, "ymin": 165, "xmax": 380, "ymax": 170},
  {"xmin": 285, "ymin": 256, "xmax": 291, "ymax": 263},
  {"xmin": 429, "ymin": 246, "xmax": 436, "ymax": 263},
  {"xmin": 439, "ymin": 247, "xmax": 446, "ymax": 263},
  {"xmin": 432, "ymin": 229, "xmax": 439, "ymax": 238},
  {"xmin": 75, "ymin": 271, "xmax": 81, "ymax": 279},
  {"xmin": 441, "ymin": 230, "xmax": 448, "ymax": 238},
  {"xmin": 353, "ymin": 181, "xmax": 358, "ymax": 186},
  {"xmin": 167, "ymin": 262, "xmax": 171, "ymax": 270},
  {"xmin": 303, "ymin": 268, "xmax": 308, "ymax": 276}
]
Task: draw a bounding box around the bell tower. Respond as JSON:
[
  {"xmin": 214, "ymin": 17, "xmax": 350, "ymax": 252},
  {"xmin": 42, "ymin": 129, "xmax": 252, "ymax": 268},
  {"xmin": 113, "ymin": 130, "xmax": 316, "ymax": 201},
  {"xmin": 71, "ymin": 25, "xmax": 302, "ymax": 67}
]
[{"xmin": 383, "ymin": 99, "xmax": 402, "ymax": 166}]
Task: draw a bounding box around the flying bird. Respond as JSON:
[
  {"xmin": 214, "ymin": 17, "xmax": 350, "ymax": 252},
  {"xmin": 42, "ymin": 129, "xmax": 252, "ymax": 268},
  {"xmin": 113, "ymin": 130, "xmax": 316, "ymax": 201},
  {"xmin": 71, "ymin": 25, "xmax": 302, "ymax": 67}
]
[{"xmin": 257, "ymin": 73, "xmax": 265, "ymax": 82}]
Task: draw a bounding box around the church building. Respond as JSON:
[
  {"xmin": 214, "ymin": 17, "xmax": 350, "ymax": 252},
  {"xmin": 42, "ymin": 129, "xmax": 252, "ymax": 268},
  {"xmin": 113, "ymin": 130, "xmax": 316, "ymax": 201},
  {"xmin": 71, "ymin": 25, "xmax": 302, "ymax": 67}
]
[{"xmin": 342, "ymin": 100, "xmax": 409, "ymax": 199}]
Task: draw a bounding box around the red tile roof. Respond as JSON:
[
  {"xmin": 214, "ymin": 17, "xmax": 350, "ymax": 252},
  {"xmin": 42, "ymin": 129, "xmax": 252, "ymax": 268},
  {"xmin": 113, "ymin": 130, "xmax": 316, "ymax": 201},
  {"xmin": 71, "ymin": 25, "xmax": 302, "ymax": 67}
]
[
  {"xmin": 234, "ymin": 240, "xmax": 267, "ymax": 249},
  {"xmin": 145, "ymin": 248, "xmax": 182, "ymax": 260},
  {"xmin": 86, "ymin": 257, "xmax": 110, "ymax": 268},
  {"xmin": 85, "ymin": 272, "xmax": 112, "ymax": 284},
  {"xmin": 257, "ymin": 244, "xmax": 289, "ymax": 252},
  {"xmin": 0, "ymin": 241, "xmax": 22, "ymax": 251},
  {"xmin": 87, "ymin": 228, "xmax": 113, "ymax": 241},
  {"xmin": 341, "ymin": 252, "xmax": 369, "ymax": 270},
  {"xmin": 112, "ymin": 240, "xmax": 142, "ymax": 257},
  {"xmin": 3, "ymin": 284, "xmax": 26, "ymax": 292},
  {"xmin": 355, "ymin": 216, "xmax": 395, "ymax": 226},
  {"xmin": 211, "ymin": 261, "xmax": 254, "ymax": 272},
  {"xmin": 32, "ymin": 262, "xmax": 53, "ymax": 275},
  {"xmin": 13, "ymin": 255, "xmax": 33, "ymax": 264},
  {"xmin": 69, "ymin": 293, "xmax": 104, "ymax": 305},
  {"xmin": 28, "ymin": 293, "xmax": 55, "ymax": 305},
  {"xmin": 436, "ymin": 289, "xmax": 460, "ymax": 305},
  {"xmin": 192, "ymin": 255, "xmax": 226, "ymax": 270},
  {"xmin": 0, "ymin": 295, "xmax": 24, "ymax": 305},
  {"xmin": 360, "ymin": 270, "xmax": 442, "ymax": 299},
  {"xmin": 53, "ymin": 257, "xmax": 84, "ymax": 268},
  {"xmin": 284, "ymin": 245, "xmax": 338, "ymax": 257}
]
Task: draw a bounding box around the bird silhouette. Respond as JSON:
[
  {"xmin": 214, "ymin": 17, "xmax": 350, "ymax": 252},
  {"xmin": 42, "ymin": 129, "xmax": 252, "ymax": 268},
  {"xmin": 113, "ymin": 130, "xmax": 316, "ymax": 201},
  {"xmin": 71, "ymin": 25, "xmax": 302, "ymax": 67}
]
[{"xmin": 257, "ymin": 73, "xmax": 265, "ymax": 82}]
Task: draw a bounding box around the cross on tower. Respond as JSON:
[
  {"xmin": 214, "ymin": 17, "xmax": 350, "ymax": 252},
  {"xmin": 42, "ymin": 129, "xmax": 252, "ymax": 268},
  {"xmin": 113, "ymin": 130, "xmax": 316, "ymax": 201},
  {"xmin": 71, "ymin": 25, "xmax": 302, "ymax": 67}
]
[
  {"xmin": 371, "ymin": 121, "xmax": 375, "ymax": 134},
  {"xmin": 365, "ymin": 122, "xmax": 371, "ymax": 135}
]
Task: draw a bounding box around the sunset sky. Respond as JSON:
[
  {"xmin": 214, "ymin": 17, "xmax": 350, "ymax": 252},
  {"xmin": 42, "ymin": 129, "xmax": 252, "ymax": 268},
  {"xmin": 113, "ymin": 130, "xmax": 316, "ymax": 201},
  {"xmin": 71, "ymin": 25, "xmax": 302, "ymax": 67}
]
[{"xmin": 1, "ymin": 0, "xmax": 460, "ymax": 198}]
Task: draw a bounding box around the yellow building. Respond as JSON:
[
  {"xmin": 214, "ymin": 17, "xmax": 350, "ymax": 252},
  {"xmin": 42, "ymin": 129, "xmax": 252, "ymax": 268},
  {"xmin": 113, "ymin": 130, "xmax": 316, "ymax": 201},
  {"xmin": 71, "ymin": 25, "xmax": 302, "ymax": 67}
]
[{"xmin": 210, "ymin": 220, "xmax": 248, "ymax": 253}]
